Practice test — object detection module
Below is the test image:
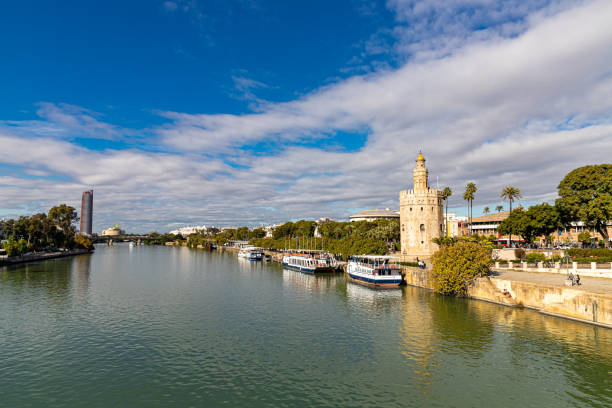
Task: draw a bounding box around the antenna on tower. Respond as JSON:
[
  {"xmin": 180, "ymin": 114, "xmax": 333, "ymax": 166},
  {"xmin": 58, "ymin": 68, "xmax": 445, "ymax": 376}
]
[{"xmin": 436, "ymin": 176, "xmax": 439, "ymax": 189}]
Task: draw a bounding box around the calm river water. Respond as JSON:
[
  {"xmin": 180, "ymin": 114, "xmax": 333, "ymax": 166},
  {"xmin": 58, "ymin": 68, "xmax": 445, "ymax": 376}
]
[{"xmin": 1, "ymin": 245, "xmax": 611, "ymax": 407}]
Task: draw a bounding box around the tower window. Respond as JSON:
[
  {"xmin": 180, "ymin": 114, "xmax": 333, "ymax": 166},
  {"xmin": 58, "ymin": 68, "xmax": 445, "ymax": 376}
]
[
  {"xmin": 420, "ymin": 224, "xmax": 425, "ymax": 232},
  {"xmin": 421, "ymin": 207, "xmax": 423, "ymax": 211}
]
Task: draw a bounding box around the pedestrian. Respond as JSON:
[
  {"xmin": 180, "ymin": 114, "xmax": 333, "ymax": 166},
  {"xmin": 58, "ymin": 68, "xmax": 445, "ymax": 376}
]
[
  {"xmin": 575, "ymin": 274, "xmax": 581, "ymax": 286},
  {"xmin": 568, "ymin": 272, "xmax": 574, "ymax": 286}
]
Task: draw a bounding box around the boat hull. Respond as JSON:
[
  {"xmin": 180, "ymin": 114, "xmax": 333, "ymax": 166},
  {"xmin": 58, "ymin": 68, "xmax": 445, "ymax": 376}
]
[
  {"xmin": 283, "ymin": 263, "xmax": 335, "ymax": 274},
  {"xmin": 347, "ymin": 272, "xmax": 402, "ymax": 288}
]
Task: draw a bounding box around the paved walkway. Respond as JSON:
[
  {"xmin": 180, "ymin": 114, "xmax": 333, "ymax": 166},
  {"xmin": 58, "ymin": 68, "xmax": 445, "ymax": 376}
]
[{"xmin": 491, "ymin": 269, "xmax": 612, "ymax": 296}]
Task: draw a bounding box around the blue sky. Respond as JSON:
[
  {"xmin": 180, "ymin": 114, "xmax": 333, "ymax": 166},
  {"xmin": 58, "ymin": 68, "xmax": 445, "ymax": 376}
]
[{"xmin": 1, "ymin": 0, "xmax": 612, "ymax": 232}]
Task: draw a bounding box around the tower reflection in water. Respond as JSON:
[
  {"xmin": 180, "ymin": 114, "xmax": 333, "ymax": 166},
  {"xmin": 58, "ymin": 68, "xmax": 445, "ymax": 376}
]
[
  {"xmin": 72, "ymin": 253, "xmax": 92, "ymax": 300},
  {"xmin": 398, "ymin": 285, "xmax": 612, "ymax": 406}
]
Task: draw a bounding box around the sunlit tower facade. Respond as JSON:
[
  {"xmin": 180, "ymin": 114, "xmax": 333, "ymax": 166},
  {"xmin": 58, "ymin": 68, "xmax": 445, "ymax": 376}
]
[{"xmin": 80, "ymin": 190, "xmax": 93, "ymax": 236}]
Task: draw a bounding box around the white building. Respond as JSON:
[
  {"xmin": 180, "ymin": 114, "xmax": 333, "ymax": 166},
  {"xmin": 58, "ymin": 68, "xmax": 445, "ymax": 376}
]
[
  {"xmin": 101, "ymin": 224, "xmax": 125, "ymax": 236},
  {"xmin": 169, "ymin": 225, "xmax": 208, "ymax": 236},
  {"xmin": 349, "ymin": 208, "xmax": 400, "ymax": 222},
  {"xmin": 445, "ymin": 212, "xmax": 468, "ymax": 237}
]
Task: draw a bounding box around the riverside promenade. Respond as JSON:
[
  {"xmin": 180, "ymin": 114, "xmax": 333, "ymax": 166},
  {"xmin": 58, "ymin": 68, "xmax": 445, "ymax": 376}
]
[{"xmin": 492, "ymin": 269, "xmax": 612, "ymax": 295}]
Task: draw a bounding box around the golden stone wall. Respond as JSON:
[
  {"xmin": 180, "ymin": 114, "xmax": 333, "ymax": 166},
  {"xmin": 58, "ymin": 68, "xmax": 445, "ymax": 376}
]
[{"xmin": 399, "ymin": 154, "xmax": 444, "ymax": 261}]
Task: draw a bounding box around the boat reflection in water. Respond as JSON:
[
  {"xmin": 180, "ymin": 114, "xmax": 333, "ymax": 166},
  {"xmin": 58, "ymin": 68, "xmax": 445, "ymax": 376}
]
[
  {"xmin": 236, "ymin": 256, "xmax": 267, "ymax": 275},
  {"xmin": 345, "ymin": 281, "xmax": 403, "ymax": 309},
  {"xmin": 282, "ymin": 268, "xmax": 342, "ymax": 296}
]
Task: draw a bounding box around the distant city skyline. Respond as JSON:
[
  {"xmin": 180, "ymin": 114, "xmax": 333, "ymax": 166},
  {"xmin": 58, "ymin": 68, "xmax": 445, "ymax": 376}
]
[{"xmin": 1, "ymin": 0, "xmax": 611, "ymax": 233}]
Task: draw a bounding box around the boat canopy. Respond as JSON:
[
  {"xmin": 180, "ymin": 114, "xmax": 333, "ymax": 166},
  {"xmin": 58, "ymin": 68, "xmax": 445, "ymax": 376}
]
[{"xmin": 352, "ymin": 255, "xmax": 400, "ymax": 260}]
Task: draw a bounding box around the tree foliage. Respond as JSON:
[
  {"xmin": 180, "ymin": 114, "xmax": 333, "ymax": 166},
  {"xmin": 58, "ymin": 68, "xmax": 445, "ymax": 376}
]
[
  {"xmin": 431, "ymin": 241, "xmax": 491, "ymax": 296},
  {"xmin": 497, "ymin": 204, "xmax": 562, "ymax": 243},
  {"xmin": 500, "ymin": 186, "xmax": 521, "ymax": 212},
  {"xmin": 464, "ymin": 182, "xmax": 477, "ymax": 234},
  {"xmin": 556, "ymin": 164, "xmax": 612, "ymax": 246},
  {"xmin": 0, "ymin": 204, "xmax": 82, "ymax": 253},
  {"xmin": 2, "ymin": 237, "xmax": 29, "ymax": 257}
]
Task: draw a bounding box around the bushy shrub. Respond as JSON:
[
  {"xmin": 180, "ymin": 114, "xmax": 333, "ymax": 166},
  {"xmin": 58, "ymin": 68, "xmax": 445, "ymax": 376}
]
[
  {"xmin": 2, "ymin": 237, "xmax": 29, "ymax": 257},
  {"xmin": 571, "ymin": 257, "xmax": 612, "ymax": 263},
  {"xmin": 432, "ymin": 241, "xmax": 491, "ymax": 296},
  {"xmin": 566, "ymin": 248, "xmax": 612, "ymax": 258},
  {"xmin": 526, "ymin": 253, "xmax": 546, "ymax": 263},
  {"xmin": 74, "ymin": 235, "xmax": 94, "ymax": 251}
]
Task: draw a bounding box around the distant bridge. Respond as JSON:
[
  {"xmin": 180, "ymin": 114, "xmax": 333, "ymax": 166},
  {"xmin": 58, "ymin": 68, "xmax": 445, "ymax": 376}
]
[{"xmin": 93, "ymin": 234, "xmax": 151, "ymax": 244}]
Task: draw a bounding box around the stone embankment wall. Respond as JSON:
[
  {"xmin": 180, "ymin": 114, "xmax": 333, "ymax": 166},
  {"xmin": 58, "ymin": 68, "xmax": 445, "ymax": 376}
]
[
  {"xmin": 401, "ymin": 266, "xmax": 612, "ymax": 328},
  {"xmin": 473, "ymin": 278, "xmax": 612, "ymax": 328},
  {"xmin": 0, "ymin": 249, "xmax": 91, "ymax": 266}
]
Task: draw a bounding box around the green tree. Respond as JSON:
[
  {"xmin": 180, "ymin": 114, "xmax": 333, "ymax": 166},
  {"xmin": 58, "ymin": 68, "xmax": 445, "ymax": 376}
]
[
  {"xmin": 48, "ymin": 204, "xmax": 78, "ymax": 248},
  {"xmin": 498, "ymin": 208, "xmax": 531, "ymax": 243},
  {"xmin": 483, "ymin": 206, "xmax": 490, "ymax": 215},
  {"xmin": 495, "ymin": 205, "xmax": 504, "ymax": 213},
  {"xmin": 250, "ymin": 228, "xmax": 266, "ymax": 239},
  {"xmin": 431, "ymin": 240, "xmax": 491, "ymax": 295},
  {"xmin": 273, "ymin": 222, "xmax": 295, "ymax": 239},
  {"xmin": 2, "ymin": 237, "xmax": 29, "ymax": 257},
  {"xmin": 441, "ymin": 187, "xmax": 452, "ymax": 236},
  {"xmin": 500, "ymin": 186, "xmax": 522, "ymax": 212},
  {"xmin": 556, "ymin": 164, "xmax": 612, "ymax": 247},
  {"xmin": 463, "ymin": 182, "xmax": 477, "ymax": 236},
  {"xmin": 577, "ymin": 231, "xmax": 591, "ymax": 246},
  {"xmin": 524, "ymin": 203, "xmax": 563, "ymax": 241}
]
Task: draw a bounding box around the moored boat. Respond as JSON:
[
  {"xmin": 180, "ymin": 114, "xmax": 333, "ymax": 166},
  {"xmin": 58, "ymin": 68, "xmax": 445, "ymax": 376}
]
[
  {"xmin": 238, "ymin": 246, "xmax": 263, "ymax": 261},
  {"xmin": 346, "ymin": 255, "xmax": 402, "ymax": 288},
  {"xmin": 282, "ymin": 251, "xmax": 338, "ymax": 274}
]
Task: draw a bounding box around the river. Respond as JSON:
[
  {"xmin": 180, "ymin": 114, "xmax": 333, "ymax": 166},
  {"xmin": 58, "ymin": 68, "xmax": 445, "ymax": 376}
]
[{"xmin": 1, "ymin": 245, "xmax": 611, "ymax": 407}]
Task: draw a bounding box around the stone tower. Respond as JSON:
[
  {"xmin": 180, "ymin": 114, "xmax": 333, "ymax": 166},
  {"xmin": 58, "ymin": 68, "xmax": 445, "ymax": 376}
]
[{"xmin": 399, "ymin": 152, "xmax": 444, "ymax": 261}]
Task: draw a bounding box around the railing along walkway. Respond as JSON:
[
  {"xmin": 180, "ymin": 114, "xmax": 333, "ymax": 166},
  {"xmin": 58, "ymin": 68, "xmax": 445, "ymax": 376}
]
[{"xmin": 493, "ymin": 261, "xmax": 612, "ymax": 279}]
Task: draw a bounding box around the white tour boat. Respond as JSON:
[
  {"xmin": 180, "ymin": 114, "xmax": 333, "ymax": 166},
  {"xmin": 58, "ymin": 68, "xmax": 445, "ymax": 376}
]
[
  {"xmin": 282, "ymin": 251, "xmax": 338, "ymax": 274},
  {"xmin": 238, "ymin": 246, "xmax": 263, "ymax": 261},
  {"xmin": 346, "ymin": 255, "xmax": 402, "ymax": 288}
]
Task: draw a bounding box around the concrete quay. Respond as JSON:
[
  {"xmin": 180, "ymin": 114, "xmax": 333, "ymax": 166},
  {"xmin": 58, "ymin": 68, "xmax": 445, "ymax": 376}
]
[
  {"xmin": 0, "ymin": 249, "xmax": 91, "ymax": 266},
  {"xmin": 402, "ymin": 267, "xmax": 612, "ymax": 329}
]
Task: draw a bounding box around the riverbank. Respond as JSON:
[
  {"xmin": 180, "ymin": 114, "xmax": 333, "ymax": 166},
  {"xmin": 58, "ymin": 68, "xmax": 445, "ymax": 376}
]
[
  {"xmin": 402, "ymin": 267, "xmax": 612, "ymax": 329},
  {"xmin": 0, "ymin": 249, "xmax": 92, "ymax": 266}
]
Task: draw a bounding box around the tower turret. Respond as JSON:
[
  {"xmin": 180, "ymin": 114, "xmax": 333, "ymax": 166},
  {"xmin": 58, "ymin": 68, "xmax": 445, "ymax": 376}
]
[{"xmin": 413, "ymin": 152, "xmax": 428, "ymax": 190}]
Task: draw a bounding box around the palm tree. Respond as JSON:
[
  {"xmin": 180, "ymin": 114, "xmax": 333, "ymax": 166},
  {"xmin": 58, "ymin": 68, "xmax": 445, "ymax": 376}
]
[
  {"xmin": 441, "ymin": 186, "xmax": 452, "ymax": 236},
  {"xmin": 495, "ymin": 205, "xmax": 504, "ymax": 213},
  {"xmin": 483, "ymin": 206, "xmax": 490, "ymax": 215},
  {"xmin": 500, "ymin": 186, "xmax": 522, "ymax": 212},
  {"xmin": 463, "ymin": 182, "xmax": 477, "ymax": 236}
]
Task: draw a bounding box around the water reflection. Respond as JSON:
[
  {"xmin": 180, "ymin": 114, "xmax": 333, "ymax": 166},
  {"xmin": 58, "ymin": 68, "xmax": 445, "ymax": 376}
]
[
  {"xmin": 398, "ymin": 283, "xmax": 612, "ymax": 405},
  {"xmin": 281, "ymin": 269, "xmax": 342, "ymax": 296},
  {"xmin": 345, "ymin": 282, "xmax": 402, "ymax": 310},
  {"xmin": 1, "ymin": 256, "xmax": 74, "ymax": 303},
  {"xmin": 71, "ymin": 254, "xmax": 92, "ymax": 300}
]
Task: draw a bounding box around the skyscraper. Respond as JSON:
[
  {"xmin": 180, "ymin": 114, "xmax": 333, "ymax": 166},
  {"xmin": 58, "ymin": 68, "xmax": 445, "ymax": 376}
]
[{"xmin": 80, "ymin": 190, "xmax": 93, "ymax": 236}]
